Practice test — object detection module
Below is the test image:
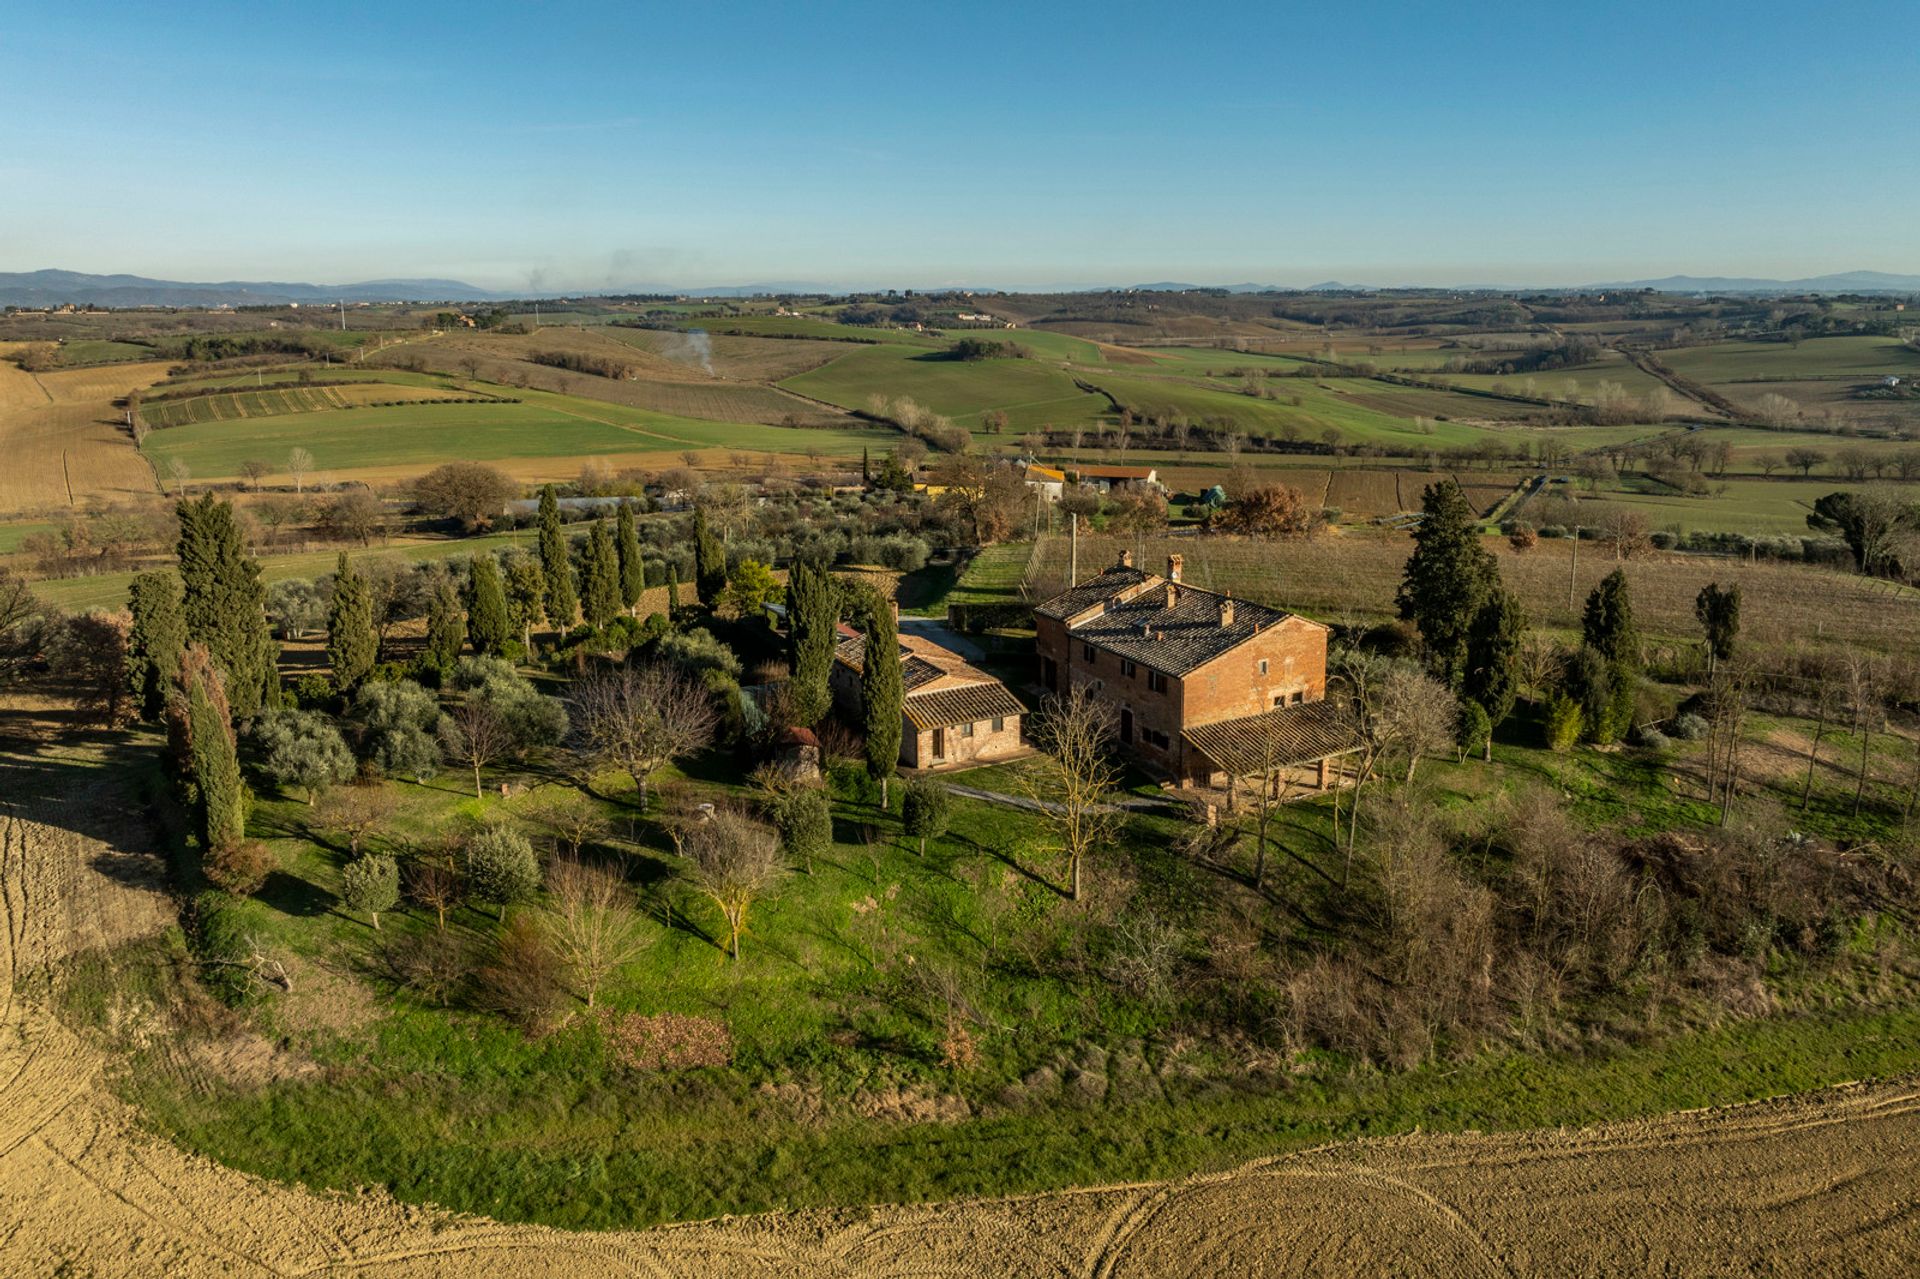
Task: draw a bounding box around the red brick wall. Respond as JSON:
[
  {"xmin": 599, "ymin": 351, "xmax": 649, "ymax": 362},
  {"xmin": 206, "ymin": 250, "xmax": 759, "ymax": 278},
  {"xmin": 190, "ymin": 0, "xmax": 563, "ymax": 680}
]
[
  {"xmin": 1178, "ymin": 616, "xmax": 1327, "ymax": 728},
  {"xmin": 1039, "ymin": 610, "xmax": 1328, "ymax": 778}
]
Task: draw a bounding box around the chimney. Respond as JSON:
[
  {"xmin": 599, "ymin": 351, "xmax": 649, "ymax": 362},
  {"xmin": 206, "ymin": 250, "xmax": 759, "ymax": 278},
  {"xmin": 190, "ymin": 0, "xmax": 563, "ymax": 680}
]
[
  {"xmin": 1164, "ymin": 582, "xmax": 1177, "ymax": 609},
  {"xmin": 1219, "ymin": 597, "xmax": 1235, "ymax": 627},
  {"xmin": 1167, "ymin": 553, "xmax": 1183, "ymax": 583},
  {"xmin": 1117, "ymin": 549, "xmax": 1133, "ymax": 569}
]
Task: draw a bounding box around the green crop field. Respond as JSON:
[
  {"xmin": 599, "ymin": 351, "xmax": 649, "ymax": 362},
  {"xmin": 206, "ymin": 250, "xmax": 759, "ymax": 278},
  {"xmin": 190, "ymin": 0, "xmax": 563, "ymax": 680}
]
[
  {"xmin": 139, "ymin": 386, "xmax": 896, "ymax": 482},
  {"xmin": 1580, "ymin": 477, "xmax": 1856, "ymax": 536},
  {"xmin": 56, "ymin": 339, "xmax": 157, "ymax": 365},
  {"xmin": 1662, "ymin": 335, "xmax": 1920, "ymax": 384},
  {"xmin": 784, "ymin": 344, "xmax": 1113, "ymax": 432},
  {"xmin": 0, "ymin": 520, "xmax": 53, "ymax": 554},
  {"xmin": 1080, "ymin": 369, "xmax": 1497, "ymax": 448}
]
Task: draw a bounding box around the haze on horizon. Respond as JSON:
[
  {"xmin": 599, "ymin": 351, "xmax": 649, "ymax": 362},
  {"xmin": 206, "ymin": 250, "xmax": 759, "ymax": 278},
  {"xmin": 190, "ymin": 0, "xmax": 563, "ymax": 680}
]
[{"xmin": 5, "ymin": 0, "xmax": 1914, "ymax": 293}]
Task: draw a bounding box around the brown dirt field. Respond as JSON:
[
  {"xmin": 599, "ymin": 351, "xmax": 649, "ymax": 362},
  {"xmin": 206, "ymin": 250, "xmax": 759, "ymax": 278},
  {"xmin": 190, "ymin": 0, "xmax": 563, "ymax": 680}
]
[
  {"xmin": 0, "ymin": 365, "xmax": 160, "ymax": 513},
  {"xmin": 4, "ymin": 740, "xmax": 1919, "ymax": 1276}
]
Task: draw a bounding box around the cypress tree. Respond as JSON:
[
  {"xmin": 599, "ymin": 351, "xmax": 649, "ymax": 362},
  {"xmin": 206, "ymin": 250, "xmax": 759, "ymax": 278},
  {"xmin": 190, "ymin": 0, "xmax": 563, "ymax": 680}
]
[
  {"xmin": 422, "ymin": 577, "xmax": 466, "ymax": 669},
  {"xmin": 1462, "ymin": 585, "xmax": 1526, "ymax": 760},
  {"xmin": 1394, "ymin": 480, "xmax": 1496, "ymax": 690},
  {"xmin": 170, "ymin": 645, "xmax": 247, "ymax": 853},
  {"xmin": 326, "ymin": 553, "xmax": 377, "ymax": 690},
  {"xmin": 861, "ymin": 446, "xmax": 870, "ymax": 485},
  {"xmin": 465, "ymin": 554, "xmax": 511, "ymax": 655},
  {"xmin": 503, "ymin": 552, "xmax": 546, "ymax": 654},
  {"xmin": 126, "ymin": 571, "xmax": 186, "ymax": 722},
  {"xmin": 175, "ymin": 494, "xmax": 273, "ymax": 719},
  {"xmin": 1694, "ymin": 582, "xmax": 1741, "ymax": 678},
  {"xmin": 786, "ymin": 558, "xmax": 835, "ymax": 727},
  {"xmin": 615, "ymin": 500, "xmax": 644, "ymax": 614},
  {"xmin": 1582, "ymin": 569, "xmax": 1639, "ymax": 672},
  {"xmin": 859, "ymin": 586, "xmax": 903, "ymax": 807},
  {"xmin": 693, "ymin": 508, "xmax": 727, "ymax": 605},
  {"xmin": 537, "ymin": 484, "xmax": 577, "ymax": 631},
  {"xmin": 583, "ymin": 517, "xmax": 621, "ymax": 628}
]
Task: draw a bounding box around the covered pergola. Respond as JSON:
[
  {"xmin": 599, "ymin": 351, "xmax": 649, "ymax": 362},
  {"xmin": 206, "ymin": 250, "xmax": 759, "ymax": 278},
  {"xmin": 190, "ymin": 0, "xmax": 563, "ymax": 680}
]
[{"xmin": 1180, "ymin": 699, "xmax": 1360, "ymax": 811}]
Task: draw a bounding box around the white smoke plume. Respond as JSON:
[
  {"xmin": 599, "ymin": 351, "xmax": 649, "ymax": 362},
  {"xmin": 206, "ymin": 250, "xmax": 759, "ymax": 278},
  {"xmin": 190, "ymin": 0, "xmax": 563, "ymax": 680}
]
[{"xmin": 662, "ymin": 328, "xmax": 714, "ymax": 375}]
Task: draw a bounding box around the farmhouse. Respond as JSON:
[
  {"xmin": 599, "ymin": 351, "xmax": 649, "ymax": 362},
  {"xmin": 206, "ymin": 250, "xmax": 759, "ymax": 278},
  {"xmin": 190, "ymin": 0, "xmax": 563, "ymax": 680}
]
[
  {"xmin": 830, "ymin": 627, "xmax": 1026, "ymax": 770},
  {"xmin": 1023, "ymin": 463, "xmax": 1067, "ymax": 501},
  {"xmin": 1074, "ymin": 465, "xmax": 1160, "ymax": 492},
  {"xmin": 1033, "ymin": 551, "xmax": 1353, "ymax": 788}
]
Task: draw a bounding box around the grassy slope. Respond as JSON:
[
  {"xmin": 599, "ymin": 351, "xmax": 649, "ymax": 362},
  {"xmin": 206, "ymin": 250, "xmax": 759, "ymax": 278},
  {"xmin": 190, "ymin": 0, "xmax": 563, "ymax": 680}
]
[
  {"xmin": 104, "ymin": 729, "xmax": 1920, "ymax": 1230},
  {"xmin": 1663, "ymin": 335, "xmax": 1920, "ymax": 384},
  {"xmin": 139, "ymin": 384, "xmax": 895, "ymax": 481},
  {"xmin": 784, "ymin": 345, "xmax": 1114, "ymax": 432}
]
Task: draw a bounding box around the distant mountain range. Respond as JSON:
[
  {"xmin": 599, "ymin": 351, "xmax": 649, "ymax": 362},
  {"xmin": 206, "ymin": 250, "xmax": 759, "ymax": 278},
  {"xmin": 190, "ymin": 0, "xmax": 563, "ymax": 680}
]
[
  {"xmin": 0, "ymin": 270, "xmax": 504, "ymax": 308},
  {"xmin": 1591, "ymin": 271, "xmax": 1920, "ymax": 294},
  {"xmin": 5, "ymin": 267, "xmax": 1919, "ymax": 309}
]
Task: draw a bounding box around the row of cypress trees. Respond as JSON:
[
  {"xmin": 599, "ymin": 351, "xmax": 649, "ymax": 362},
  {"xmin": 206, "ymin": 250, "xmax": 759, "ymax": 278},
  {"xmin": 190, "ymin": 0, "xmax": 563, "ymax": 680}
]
[{"xmin": 1398, "ymin": 478, "xmax": 1644, "ymax": 753}]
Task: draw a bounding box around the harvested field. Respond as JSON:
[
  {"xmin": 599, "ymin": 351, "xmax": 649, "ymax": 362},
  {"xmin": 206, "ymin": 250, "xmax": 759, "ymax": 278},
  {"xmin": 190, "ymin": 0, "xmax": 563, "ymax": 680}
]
[
  {"xmin": 31, "ymin": 361, "xmax": 174, "ymax": 403},
  {"xmin": 4, "ymin": 738, "xmax": 1917, "ymax": 1277},
  {"xmin": 0, "ymin": 355, "xmax": 158, "ymax": 510}
]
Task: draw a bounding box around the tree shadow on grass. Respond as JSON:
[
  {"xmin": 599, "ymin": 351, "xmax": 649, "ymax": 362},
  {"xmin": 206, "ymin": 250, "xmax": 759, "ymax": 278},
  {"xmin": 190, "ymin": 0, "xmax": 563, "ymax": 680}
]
[{"xmin": 256, "ymin": 868, "xmax": 333, "ymax": 918}]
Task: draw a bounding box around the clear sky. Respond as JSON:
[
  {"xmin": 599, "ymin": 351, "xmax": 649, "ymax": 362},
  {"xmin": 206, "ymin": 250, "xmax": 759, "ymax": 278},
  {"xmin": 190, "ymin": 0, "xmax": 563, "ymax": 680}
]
[{"xmin": 5, "ymin": 1, "xmax": 1914, "ymax": 291}]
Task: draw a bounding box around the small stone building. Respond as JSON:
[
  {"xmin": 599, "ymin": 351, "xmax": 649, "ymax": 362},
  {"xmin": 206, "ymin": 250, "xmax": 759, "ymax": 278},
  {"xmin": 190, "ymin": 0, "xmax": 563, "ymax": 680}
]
[{"xmin": 830, "ymin": 628, "xmax": 1026, "ymax": 770}]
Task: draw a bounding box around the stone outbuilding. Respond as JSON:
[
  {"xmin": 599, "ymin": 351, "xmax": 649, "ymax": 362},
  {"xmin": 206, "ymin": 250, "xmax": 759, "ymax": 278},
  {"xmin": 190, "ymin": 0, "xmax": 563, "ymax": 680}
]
[{"xmin": 830, "ymin": 629, "xmax": 1026, "ymax": 770}]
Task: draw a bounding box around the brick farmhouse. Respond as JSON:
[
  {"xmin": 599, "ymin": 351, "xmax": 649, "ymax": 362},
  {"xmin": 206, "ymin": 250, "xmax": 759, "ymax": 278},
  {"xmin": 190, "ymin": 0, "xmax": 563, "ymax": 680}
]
[{"xmin": 1033, "ymin": 551, "xmax": 1353, "ymax": 787}]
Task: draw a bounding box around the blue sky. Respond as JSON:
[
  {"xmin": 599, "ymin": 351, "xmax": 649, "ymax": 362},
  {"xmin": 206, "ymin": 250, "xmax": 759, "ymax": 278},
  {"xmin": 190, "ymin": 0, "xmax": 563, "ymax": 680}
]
[{"xmin": 4, "ymin": 1, "xmax": 1914, "ymax": 290}]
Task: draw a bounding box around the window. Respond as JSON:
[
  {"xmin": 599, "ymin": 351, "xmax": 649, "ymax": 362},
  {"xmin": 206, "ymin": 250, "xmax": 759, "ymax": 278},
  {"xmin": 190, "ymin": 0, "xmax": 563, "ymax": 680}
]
[
  {"xmin": 1258, "ymin": 659, "xmax": 1269, "ymax": 675},
  {"xmin": 1143, "ymin": 728, "xmax": 1171, "ymax": 749},
  {"xmin": 1083, "ymin": 643, "xmax": 1097, "ymax": 663},
  {"xmin": 991, "ymin": 716, "xmax": 1005, "ymax": 733},
  {"xmin": 1121, "ymin": 658, "xmax": 1137, "ymax": 678},
  {"xmin": 963, "ymin": 722, "xmax": 976, "ymax": 738},
  {"xmin": 1291, "ymin": 689, "xmax": 1305, "ymax": 705},
  {"xmin": 1273, "ymin": 695, "xmax": 1285, "ymax": 707},
  {"xmin": 1147, "ymin": 670, "xmax": 1167, "ymax": 693}
]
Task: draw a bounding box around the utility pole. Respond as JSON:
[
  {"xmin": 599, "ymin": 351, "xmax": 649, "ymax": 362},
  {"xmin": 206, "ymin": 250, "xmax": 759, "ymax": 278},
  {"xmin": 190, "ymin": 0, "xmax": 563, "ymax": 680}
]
[{"xmin": 1568, "ymin": 525, "xmax": 1580, "ymax": 611}]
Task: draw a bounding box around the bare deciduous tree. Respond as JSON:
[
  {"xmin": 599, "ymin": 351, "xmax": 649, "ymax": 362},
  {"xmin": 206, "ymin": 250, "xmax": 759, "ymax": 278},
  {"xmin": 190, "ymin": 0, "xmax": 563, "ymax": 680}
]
[
  {"xmin": 440, "ymin": 697, "xmax": 514, "ymax": 800},
  {"xmin": 681, "ymin": 806, "xmax": 785, "ymax": 960},
  {"xmin": 315, "ymin": 783, "xmax": 397, "ymax": 858},
  {"xmin": 539, "ymin": 854, "xmax": 650, "ymax": 1006},
  {"xmin": 1018, "ymin": 690, "xmax": 1121, "ymax": 902},
  {"xmin": 570, "ymin": 663, "xmax": 717, "ymax": 809},
  {"xmin": 288, "ymin": 446, "xmax": 314, "ymax": 494}
]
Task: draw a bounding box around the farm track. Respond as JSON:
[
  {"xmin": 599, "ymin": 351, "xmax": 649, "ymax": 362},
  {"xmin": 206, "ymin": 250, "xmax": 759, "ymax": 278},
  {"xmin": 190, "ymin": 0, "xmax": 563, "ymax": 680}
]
[{"xmin": 3, "ymin": 743, "xmax": 1919, "ymax": 1275}]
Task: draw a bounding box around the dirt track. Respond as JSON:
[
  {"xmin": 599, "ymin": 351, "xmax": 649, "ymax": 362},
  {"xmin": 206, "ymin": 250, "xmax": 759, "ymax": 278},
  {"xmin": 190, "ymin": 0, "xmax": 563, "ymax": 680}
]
[{"xmin": 2, "ymin": 747, "xmax": 1918, "ymax": 1277}]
